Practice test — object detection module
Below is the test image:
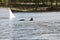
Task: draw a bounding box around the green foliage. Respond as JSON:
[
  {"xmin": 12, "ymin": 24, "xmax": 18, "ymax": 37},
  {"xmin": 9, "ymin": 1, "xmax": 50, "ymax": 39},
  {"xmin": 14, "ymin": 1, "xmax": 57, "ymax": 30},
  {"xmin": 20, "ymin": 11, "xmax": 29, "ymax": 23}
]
[
  {"xmin": 0, "ymin": 0, "xmax": 2, "ymax": 2},
  {"xmin": 0, "ymin": 0, "xmax": 60, "ymax": 3}
]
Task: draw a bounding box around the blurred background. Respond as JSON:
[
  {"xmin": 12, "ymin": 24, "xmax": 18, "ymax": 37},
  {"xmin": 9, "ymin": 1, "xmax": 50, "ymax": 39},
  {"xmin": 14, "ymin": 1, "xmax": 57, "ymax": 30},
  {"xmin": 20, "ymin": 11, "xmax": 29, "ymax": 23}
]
[{"xmin": 0, "ymin": 0, "xmax": 60, "ymax": 12}]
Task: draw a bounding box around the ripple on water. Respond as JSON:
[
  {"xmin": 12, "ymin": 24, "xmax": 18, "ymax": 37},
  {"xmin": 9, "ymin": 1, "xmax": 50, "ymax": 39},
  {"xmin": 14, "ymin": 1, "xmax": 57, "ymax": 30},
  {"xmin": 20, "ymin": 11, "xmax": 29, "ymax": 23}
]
[{"xmin": 0, "ymin": 22, "xmax": 60, "ymax": 40}]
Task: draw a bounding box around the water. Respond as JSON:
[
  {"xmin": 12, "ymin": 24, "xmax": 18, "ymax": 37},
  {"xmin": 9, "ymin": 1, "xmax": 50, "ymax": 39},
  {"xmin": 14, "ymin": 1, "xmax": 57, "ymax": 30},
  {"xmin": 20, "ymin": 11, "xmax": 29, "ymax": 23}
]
[
  {"xmin": 14, "ymin": 12, "xmax": 41, "ymax": 21},
  {"xmin": 0, "ymin": 12, "xmax": 60, "ymax": 40}
]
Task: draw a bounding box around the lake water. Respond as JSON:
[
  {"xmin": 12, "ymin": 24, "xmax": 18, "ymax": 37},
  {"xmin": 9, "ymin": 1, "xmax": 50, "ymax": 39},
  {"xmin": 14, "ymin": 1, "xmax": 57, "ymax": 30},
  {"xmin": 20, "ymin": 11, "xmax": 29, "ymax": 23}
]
[{"xmin": 0, "ymin": 12, "xmax": 60, "ymax": 40}]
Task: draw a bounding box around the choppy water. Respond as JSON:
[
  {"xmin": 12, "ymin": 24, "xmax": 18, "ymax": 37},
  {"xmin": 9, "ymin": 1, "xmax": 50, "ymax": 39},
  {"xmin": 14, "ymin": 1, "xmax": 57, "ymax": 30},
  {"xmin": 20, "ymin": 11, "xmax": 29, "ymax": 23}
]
[{"xmin": 0, "ymin": 12, "xmax": 60, "ymax": 40}]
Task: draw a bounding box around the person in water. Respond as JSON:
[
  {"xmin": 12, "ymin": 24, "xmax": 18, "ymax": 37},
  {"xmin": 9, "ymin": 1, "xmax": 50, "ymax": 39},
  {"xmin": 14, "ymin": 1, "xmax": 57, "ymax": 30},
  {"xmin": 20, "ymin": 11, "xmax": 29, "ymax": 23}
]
[
  {"xmin": 19, "ymin": 17, "xmax": 33, "ymax": 21},
  {"xmin": 30, "ymin": 17, "xmax": 33, "ymax": 21}
]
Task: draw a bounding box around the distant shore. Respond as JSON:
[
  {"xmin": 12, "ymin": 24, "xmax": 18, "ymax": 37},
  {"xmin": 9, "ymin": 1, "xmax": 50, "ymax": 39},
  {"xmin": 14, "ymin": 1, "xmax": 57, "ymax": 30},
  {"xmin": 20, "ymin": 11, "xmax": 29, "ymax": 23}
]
[{"xmin": 0, "ymin": 7, "xmax": 60, "ymax": 12}]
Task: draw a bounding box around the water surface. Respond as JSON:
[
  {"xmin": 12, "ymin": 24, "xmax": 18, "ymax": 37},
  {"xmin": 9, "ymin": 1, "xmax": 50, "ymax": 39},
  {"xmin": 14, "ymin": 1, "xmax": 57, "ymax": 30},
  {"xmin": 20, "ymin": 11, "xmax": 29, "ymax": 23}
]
[{"xmin": 0, "ymin": 12, "xmax": 60, "ymax": 40}]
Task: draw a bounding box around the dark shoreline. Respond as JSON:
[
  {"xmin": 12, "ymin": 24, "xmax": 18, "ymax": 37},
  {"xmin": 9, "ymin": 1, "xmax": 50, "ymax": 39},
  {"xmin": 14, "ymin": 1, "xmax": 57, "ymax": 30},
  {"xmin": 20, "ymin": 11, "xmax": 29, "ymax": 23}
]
[{"xmin": 12, "ymin": 10, "xmax": 60, "ymax": 13}]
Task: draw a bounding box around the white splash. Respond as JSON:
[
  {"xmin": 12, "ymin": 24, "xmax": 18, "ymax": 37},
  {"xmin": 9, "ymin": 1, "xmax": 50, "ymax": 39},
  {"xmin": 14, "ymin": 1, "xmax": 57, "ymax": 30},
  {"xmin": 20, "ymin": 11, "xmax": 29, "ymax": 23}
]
[
  {"xmin": 0, "ymin": 8, "xmax": 16, "ymax": 20},
  {"xmin": 9, "ymin": 8, "xmax": 16, "ymax": 20}
]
